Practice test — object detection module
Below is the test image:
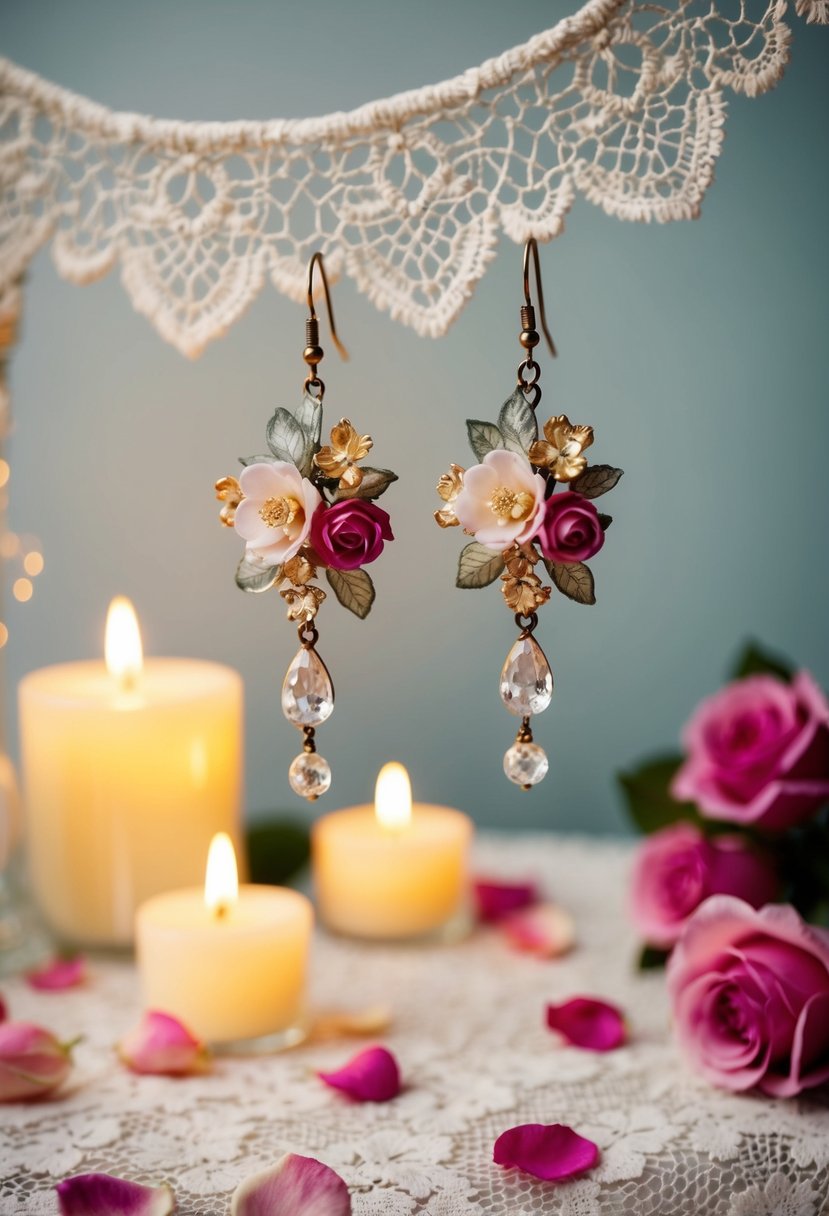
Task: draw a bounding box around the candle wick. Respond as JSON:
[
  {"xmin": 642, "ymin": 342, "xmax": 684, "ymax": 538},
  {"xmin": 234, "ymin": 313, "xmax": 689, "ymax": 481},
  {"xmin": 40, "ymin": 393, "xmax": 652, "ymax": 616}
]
[
  {"xmin": 214, "ymin": 902, "xmax": 229, "ymax": 921},
  {"xmin": 117, "ymin": 669, "xmax": 138, "ymax": 695}
]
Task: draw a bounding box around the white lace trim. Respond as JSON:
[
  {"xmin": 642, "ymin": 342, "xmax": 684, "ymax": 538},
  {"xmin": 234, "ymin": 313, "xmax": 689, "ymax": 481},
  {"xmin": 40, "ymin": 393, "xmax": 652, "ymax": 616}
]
[{"xmin": 0, "ymin": 0, "xmax": 825, "ymax": 356}]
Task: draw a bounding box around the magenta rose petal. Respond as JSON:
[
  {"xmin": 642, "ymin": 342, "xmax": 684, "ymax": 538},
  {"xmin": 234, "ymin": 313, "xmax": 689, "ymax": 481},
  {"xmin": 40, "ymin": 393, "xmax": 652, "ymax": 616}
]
[
  {"xmin": 318, "ymin": 1045, "xmax": 401, "ymax": 1101},
  {"xmin": 502, "ymin": 904, "xmax": 575, "ymax": 958},
  {"xmin": 0, "ymin": 994, "xmax": 6, "ymax": 1022},
  {"xmin": 473, "ymin": 878, "xmax": 538, "ymax": 923},
  {"xmin": 546, "ymin": 997, "xmax": 627, "ymax": 1051},
  {"xmin": 0, "ymin": 1021, "xmax": 75, "ymax": 1101},
  {"xmin": 27, "ymin": 956, "xmax": 87, "ymax": 992},
  {"xmin": 493, "ymin": 1123, "xmax": 599, "ymax": 1182},
  {"xmin": 56, "ymin": 1174, "xmax": 175, "ymax": 1216},
  {"xmin": 118, "ymin": 1011, "xmax": 210, "ymax": 1077},
  {"xmin": 230, "ymin": 1154, "xmax": 351, "ymax": 1216}
]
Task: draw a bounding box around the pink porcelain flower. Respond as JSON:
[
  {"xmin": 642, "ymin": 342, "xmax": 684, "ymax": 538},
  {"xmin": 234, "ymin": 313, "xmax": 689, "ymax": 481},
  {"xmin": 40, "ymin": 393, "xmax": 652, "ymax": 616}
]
[
  {"xmin": 536, "ymin": 492, "xmax": 604, "ymax": 564},
  {"xmin": 310, "ymin": 500, "xmax": 393, "ymax": 571},
  {"xmin": 667, "ymin": 896, "xmax": 829, "ymax": 1096},
  {"xmin": 672, "ymin": 672, "xmax": 829, "ymax": 829},
  {"xmin": 630, "ymin": 823, "xmax": 778, "ymax": 948},
  {"xmin": 118, "ymin": 1011, "xmax": 210, "ymax": 1076},
  {"xmin": 0, "ymin": 1022, "xmax": 74, "ymax": 1101},
  {"xmin": 453, "ymin": 449, "xmax": 546, "ymax": 551},
  {"xmin": 234, "ymin": 461, "xmax": 322, "ymax": 565}
]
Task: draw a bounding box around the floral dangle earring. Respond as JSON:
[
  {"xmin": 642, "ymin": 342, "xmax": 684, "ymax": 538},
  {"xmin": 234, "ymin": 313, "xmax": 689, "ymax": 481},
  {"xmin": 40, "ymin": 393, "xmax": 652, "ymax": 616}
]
[
  {"xmin": 435, "ymin": 239, "xmax": 623, "ymax": 790},
  {"xmin": 216, "ymin": 252, "xmax": 397, "ymax": 801}
]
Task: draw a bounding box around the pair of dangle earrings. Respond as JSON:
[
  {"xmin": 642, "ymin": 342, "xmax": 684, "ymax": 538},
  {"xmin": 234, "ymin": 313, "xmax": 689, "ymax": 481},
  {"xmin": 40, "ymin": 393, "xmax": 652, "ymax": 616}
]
[{"xmin": 217, "ymin": 243, "xmax": 622, "ymax": 801}]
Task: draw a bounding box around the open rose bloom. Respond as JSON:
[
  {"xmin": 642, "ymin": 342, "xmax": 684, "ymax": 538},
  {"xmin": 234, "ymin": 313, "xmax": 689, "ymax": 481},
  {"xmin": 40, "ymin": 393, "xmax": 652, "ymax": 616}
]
[
  {"xmin": 234, "ymin": 461, "xmax": 322, "ymax": 565},
  {"xmin": 667, "ymin": 896, "xmax": 829, "ymax": 1096},
  {"xmin": 672, "ymin": 672, "xmax": 829, "ymax": 830},
  {"xmin": 453, "ymin": 449, "xmax": 546, "ymax": 551}
]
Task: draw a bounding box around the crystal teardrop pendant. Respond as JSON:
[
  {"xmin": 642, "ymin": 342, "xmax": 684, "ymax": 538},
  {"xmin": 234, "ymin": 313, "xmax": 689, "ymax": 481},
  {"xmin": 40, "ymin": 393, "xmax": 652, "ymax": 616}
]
[
  {"xmin": 281, "ymin": 647, "xmax": 335, "ymax": 726},
  {"xmin": 499, "ymin": 636, "xmax": 554, "ymax": 718}
]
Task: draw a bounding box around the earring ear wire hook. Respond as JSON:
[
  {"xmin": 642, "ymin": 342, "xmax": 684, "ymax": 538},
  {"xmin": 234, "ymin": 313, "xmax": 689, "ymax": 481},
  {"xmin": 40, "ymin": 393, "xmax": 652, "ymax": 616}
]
[
  {"xmin": 522, "ymin": 238, "xmax": 556, "ymax": 358},
  {"xmin": 307, "ymin": 251, "xmax": 349, "ymax": 362}
]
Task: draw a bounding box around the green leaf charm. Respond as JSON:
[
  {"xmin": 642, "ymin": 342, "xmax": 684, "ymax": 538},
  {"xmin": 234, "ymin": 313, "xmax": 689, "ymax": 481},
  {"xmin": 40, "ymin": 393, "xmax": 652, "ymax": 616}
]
[
  {"xmin": 617, "ymin": 755, "xmax": 697, "ymax": 835},
  {"xmin": 572, "ymin": 464, "xmax": 624, "ymax": 499},
  {"xmin": 498, "ymin": 388, "xmax": 538, "ymax": 456},
  {"xmin": 466, "ymin": 420, "xmax": 504, "ymax": 462},
  {"xmin": 336, "ymin": 467, "xmax": 398, "ymax": 501},
  {"xmin": 731, "ymin": 640, "xmax": 794, "ymax": 683},
  {"xmin": 266, "ymin": 408, "xmax": 313, "ymax": 476},
  {"xmin": 326, "ymin": 567, "xmax": 375, "ymax": 618},
  {"xmin": 545, "ymin": 560, "xmax": 596, "ymax": 605},
  {"xmin": 457, "ymin": 542, "xmax": 506, "ymax": 589},
  {"xmin": 294, "ymin": 390, "xmax": 323, "ymax": 450},
  {"xmin": 236, "ymin": 553, "xmax": 283, "ymax": 593}
]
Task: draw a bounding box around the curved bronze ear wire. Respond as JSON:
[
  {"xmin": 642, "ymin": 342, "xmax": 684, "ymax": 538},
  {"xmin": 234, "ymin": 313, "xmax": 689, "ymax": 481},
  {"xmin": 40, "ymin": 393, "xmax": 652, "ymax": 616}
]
[
  {"xmin": 303, "ymin": 251, "xmax": 349, "ymax": 397},
  {"xmin": 522, "ymin": 238, "xmax": 556, "ymax": 359}
]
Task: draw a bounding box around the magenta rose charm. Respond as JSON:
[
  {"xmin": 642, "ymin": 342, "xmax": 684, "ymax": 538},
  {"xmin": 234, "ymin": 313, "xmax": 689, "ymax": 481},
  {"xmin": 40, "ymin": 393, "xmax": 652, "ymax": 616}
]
[
  {"xmin": 215, "ymin": 253, "xmax": 397, "ymax": 800},
  {"xmin": 434, "ymin": 254, "xmax": 622, "ymax": 788}
]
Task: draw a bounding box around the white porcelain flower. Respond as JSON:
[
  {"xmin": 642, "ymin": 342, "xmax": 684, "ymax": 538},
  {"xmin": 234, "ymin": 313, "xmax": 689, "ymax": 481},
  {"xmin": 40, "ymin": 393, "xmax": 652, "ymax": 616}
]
[
  {"xmin": 453, "ymin": 449, "xmax": 546, "ymax": 551},
  {"xmin": 234, "ymin": 461, "xmax": 322, "ymax": 564}
]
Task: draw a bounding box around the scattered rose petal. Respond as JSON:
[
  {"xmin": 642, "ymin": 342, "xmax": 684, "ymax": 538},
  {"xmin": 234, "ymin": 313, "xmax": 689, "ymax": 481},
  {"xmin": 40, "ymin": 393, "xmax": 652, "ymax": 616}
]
[
  {"xmin": 545, "ymin": 997, "xmax": 627, "ymax": 1052},
  {"xmin": 27, "ymin": 956, "xmax": 87, "ymax": 992},
  {"xmin": 231, "ymin": 1154, "xmax": 350, "ymax": 1216},
  {"xmin": 310, "ymin": 1005, "xmax": 393, "ymax": 1042},
  {"xmin": 318, "ymin": 1046, "xmax": 401, "ymax": 1102},
  {"xmin": 0, "ymin": 993, "xmax": 6, "ymax": 1022},
  {"xmin": 493, "ymin": 1123, "xmax": 600, "ymax": 1181},
  {"xmin": 56, "ymin": 1174, "xmax": 175, "ymax": 1216},
  {"xmin": 473, "ymin": 877, "xmax": 538, "ymax": 923},
  {"xmin": 118, "ymin": 1011, "xmax": 210, "ymax": 1077},
  {"xmin": 502, "ymin": 903, "xmax": 575, "ymax": 958},
  {"xmin": 0, "ymin": 1021, "xmax": 74, "ymax": 1101}
]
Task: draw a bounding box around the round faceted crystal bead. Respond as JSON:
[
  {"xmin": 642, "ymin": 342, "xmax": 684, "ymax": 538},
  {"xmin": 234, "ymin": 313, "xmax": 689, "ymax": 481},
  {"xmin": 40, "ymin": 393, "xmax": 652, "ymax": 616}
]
[
  {"xmin": 504, "ymin": 742, "xmax": 549, "ymax": 787},
  {"xmin": 289, "ymin": 752, "xmax": 332, "ymax": 800}
]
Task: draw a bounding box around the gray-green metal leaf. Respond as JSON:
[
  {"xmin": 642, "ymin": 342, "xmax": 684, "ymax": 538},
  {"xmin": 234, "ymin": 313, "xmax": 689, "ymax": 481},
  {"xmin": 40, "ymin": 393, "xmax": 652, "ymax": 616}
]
[
  {"xmin": 335, "ymin": 467, "xmax": 398, "ymax": 501},
  {"xmin": 498, "ymin": 387, "xmax": 538, "ymax": 455},
  {"xmin": 266, "ymin": 407, "xmax": 313, "ymax": 475},
  {"xmin": 544, "ymin": 559, "xmax": 596, "ymax": 605},
  {"xmin": 326, "ymin": 567, "xmax": 375, "ymax": 619},
  {"xmin": 236, "ymin": 553, "xmax": 283, "ymax": 593},
  {"xmin": 466, "ymin": 420, "xmax": 504, "ymax": 462},
  {"xmin": 457, "ymin": 542, "xmax": 505, "ymax": 589}
]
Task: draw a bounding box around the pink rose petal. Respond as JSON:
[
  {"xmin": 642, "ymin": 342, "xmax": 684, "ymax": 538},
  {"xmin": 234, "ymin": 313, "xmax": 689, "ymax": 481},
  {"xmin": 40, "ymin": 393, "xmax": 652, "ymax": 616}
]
[
  {"xmin": 27, "ymin": 956, "xmax": 87, "ymax": 992},
  {"xmin": 231, "ymin": 1155, "xmax": 350, "ymax": 1216},
  {"xmin": 56, "ymin": 1174, "xmax": 175, "ymax": 1216},
  {"xmin": 546, "ymin": 997, "xmax": 627, "ymax": 1051},
  {"xmin": 318, "ymin": 1046, "xmax": 401, "ymax": 1102},
  {"xmin": 0, "ymin": 1021, "xmax": 74, "ymax": 1101},
  {"xmin": 118, "ymin": 1011, "xmax": 210, "ymax": 1077},
  {"xmin": 473, "ymin": 878, "xmax": 538, "ymax": 923},
  {"xmin": 493, "ymin": 1123, "xmax": 600, "ymax": 1181},
  {"xmin": 0, "ymin": 993, "xmax": 6, "ymax": 1022},
  {"xmin": 502, "ymin": 904, "xmax": 575, "ymax": 958}
]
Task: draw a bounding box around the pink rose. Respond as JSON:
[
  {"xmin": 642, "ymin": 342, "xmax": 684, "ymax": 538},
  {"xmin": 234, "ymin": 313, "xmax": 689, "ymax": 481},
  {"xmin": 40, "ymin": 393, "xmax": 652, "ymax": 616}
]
[
  {"xmin": 536, "ymin": 492, "xmax": 605, "ymax": 564},
  {"xmin": 310, "ymin": 500, "xmax": 393, "ymax": 571},
  {"xmin": 0, "ymin": 1022, "xmax": 74, "ymax": 1101},
  {"xmin": 667, "ymin": 896, "xmax": 829, "ymax": 1096},
  {"xmin": 630, "ymin": 823, "xmax": 778, "ymax": 948},
  {"xmin": 672, "ymin": 672, "xmax": 829, "ymax": 830}
]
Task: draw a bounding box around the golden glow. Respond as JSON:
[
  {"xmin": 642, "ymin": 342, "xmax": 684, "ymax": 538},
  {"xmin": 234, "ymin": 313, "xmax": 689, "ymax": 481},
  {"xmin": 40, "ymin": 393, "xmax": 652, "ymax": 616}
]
[
  {"xmin": 0, "ymin": 459, "xmax": 9, "ymax": 488},
  {"xmin": 0, "ymin": 623, "xmax": 8, "ymax": 649},
  {"xmin": 374, "ymin": 761, "xmax": 412, "ymax": 832},
  {"xmin": 23, "ymin": 551, "xmax": 44, "ymax": 576},
  {"xmin": 0, "ymin": 533, "xmax": 19, "ymax": 559},
  {"xmin": 13, "ymin": 577, "xmax": 32, "ymax": 603},
  {"xmin": 105, "ymin": 596, "xmax": 143, "ymax": 690},
  {"xmin": 204, "ymin": 831, "xmax": 238, "ymax": 916}
]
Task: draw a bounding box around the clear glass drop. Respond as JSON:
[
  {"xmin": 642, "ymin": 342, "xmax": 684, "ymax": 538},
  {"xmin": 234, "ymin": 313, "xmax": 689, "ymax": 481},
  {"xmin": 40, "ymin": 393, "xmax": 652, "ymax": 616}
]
[
  {"xmin": 289, "ymin": 752, "xmax": 332, "ymax": 799},
  {"xmin": 499, "ymin": 636, "xmax": 553, "ymax": 717},
  {"xmin": 281, "ymin": 647, "xmax": 334, "ymax": 726},
  {"xmin": 504, "ymin": 742, "xmax": 549, "ymax": 787}
]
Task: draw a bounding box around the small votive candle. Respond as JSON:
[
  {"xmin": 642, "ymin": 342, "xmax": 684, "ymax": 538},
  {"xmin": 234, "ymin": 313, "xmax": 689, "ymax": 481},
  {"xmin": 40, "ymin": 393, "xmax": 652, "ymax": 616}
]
[
  {"xmin": 136, "ymin": 834, "xmax": 312, "ymax": 1046},
  {"xmin": 312, "ymin": 762, "xmax": 473, "ymax": 940}
]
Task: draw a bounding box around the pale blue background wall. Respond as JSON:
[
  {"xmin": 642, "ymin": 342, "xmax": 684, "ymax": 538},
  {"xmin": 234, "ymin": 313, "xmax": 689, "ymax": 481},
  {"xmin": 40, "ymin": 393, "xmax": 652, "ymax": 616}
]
[{"xmin": 1, "ymin": 1, "xmax": 827, "ymax": 834}]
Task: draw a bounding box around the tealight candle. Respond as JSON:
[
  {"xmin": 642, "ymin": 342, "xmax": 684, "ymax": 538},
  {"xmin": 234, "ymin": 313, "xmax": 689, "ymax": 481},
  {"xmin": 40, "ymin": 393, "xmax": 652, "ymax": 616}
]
[
  {"xmin": 136, "ymin": 833, "xmax": 313, "ymax": 1046},
  {"xmin": 19, "ymin": 597, "xmax": 243, "ymax": 946},
  {"xmin": 312, "ymin": 762, "xmax": 473, "ymax": 940}
]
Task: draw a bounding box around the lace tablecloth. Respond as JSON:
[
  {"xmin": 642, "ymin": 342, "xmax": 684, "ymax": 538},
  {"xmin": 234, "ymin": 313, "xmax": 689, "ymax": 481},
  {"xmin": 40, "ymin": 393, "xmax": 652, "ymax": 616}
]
[{"xmin": 2, "ymin": 835, "xmax": 828, "ymax": 1216}]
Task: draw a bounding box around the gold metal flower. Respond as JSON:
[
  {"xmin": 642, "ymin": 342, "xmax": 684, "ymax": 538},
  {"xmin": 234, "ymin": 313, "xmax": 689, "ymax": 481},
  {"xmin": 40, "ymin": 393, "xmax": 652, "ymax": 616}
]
[
  {"xmin": 215, "ymin": 475, "xmax": 243, "ymax": 527},
  {"xmin": 434, "ymin": 463, "xmax": 465, "ymax": 528},
  {"xmin": 529, "ymin": 415, "xmax": 594, "ymax": 482},
  {"xmin": 280, "ymin": 584, "xmax": 327, "ymax": 621},
  {"xmin": 503, "ymin": 543, "xmax": 541, "ymax": 580},
  {"xmin": 283, "ymin": 549, "xmax": 318, "ymax": 586},
  {"xmin": 314, "ymin": 418, "xmax": 373, "ymax": 490},
  {"xmin": 500, "ymin": 571, "xmax": 551, "ymax": 614}
]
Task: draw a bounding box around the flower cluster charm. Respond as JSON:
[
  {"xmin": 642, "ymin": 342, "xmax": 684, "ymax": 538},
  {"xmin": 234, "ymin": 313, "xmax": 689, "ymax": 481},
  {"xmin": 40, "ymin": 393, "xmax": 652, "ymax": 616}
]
[
  {"xmin": 217, "ymin": 395, "xmax": 397, "ymax": 800},
  {"xmin": 435, "ymin": 388, "xmax": 622, "ymax": 789}
]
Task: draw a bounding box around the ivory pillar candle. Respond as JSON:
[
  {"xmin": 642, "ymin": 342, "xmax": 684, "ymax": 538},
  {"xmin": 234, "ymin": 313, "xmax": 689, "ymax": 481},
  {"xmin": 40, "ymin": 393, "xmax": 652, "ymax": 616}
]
[
  {"xmin": 136, "ymin": 833, "xmax": 312, "ymax": 1045},
  {"xmin": 312, "ymin": 762, "xmax": 473, "ymax": 940},
  {"xmin": 19, "ymin": 598, "xmax": 243, "ymax": 947}
]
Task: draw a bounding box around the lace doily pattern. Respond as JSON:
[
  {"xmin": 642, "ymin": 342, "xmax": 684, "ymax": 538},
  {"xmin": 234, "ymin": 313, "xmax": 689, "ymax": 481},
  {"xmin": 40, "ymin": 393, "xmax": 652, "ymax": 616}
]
[
  {"xmin": 0, "ymin": 0, "xmax": 825, "ymax": 356},
  {"xmin": 2, "ymin": 836, "xmax": 828, "ymax": 1216}
]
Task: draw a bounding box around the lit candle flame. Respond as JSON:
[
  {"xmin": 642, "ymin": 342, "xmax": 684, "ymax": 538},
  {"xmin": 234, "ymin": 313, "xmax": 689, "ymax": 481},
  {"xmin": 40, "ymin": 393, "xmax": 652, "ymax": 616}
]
[
  {"xmin": 374, "ymin": 762, "xmax": 412, "ymax": 832},
  {"xmin": 105, "ymin": 596, "xmax": 143, "ymax": 691},
  {"xmin": 204, "ymin": 832, "xmax": 238, "ymax": 919}
]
